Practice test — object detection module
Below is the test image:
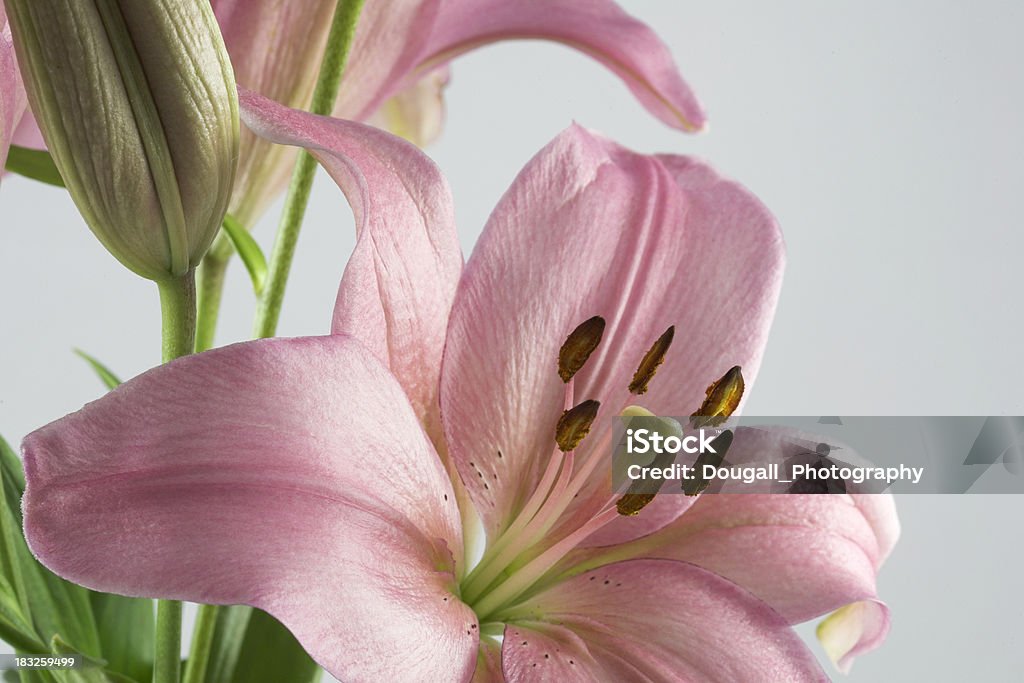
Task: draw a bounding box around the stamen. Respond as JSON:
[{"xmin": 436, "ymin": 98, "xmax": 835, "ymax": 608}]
[
  {"xmin": 558, "ymin": 316, "xmax": 606, "ymax": 382},
  {"xmin": 682, "ymin": 429, "xmax": 735, "ymax": 496},
  {"xmin": 690, "ymin": 365, "xmax": 744, "ymax": 428},
  {"xmin": 472, "ymin": 504, "xmax": 622, "ymax": 621},
  {"xmin": 555, "ymin": 400, "xmax": 601, "ymax": 452},
  {"xmin": 628, "ymin": 326, "xmax": 675, "ymax": 394},
  {"xmin": 615, "ymin": 409, "xmax": 684, "ymax": 516},
  {"xmin": 615, "ymin": 491, "xmax": 655, "ymax": 517}
]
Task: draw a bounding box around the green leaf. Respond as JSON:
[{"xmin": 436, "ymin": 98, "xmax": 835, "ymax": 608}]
[
  {"xmin": 48, "ymin": 637, "xmax": 139, "ymax": 683},
  {"xmin": 88, "ymin": 594, "xmax": 152, "ymax": 683},
  {"xmin": 1, "ymin": 436, "xmax": 149, "ymax": 683},
  {"xmin": 220, "ymin": 215, "xmax": 267, "ymax": 295},
  {"xmin": 199, "ymin": 608, "xmax": 319, "ymax": 683},
  {"xmin": 0, "ymin": 439, "xmax": 41, "ymax": 653},
  {"xmin": 194, "ymin": 606, "xmax": 249, "ymax": 683},
  {"xmin": 3, "ymin": 147, "xmax": 65, "ymax": 188},
  {"xmin": 72, "ymin": 351, "xmax": 122, "ymax": 390},
  {"xmin": 0, "ymin": 438, "xmax": 101, "ymax": 659}
]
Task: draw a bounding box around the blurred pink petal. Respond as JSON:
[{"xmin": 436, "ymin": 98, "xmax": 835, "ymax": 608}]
[
  {"xmin": 23, "ymin": 336, "xmax": 476, "ymax": 682},
  {"xmin": 1, "ymin": 4, "xmax": 26, "ymax": 176},
  {"xmin": 215, "ymin": 0, "xmax": 705, "ymax": 224},
  {"xmin": 239, "ymin": 90, "xmax": 462, "ymax": 440},
  {"xmin": 440, "ymin": 125, "xmax": 783, "ymax": 545},
  {"xmin": 366, "ymin": 66, "xmax": 451, "ymax": 148},
  {"xmin": 10, "ymin": 110, "xmax": 42, "ymax": 149},
  {"xmin": 212, "ymin": 0, "xmax": 337, "ymax": 225},
  {"xmin": 341, "ymin": 0, "xmax": 706, "ymax": 132},
  {"xmin": 505, "ymin": 559, "xmax": 826, "ymax": 681}
]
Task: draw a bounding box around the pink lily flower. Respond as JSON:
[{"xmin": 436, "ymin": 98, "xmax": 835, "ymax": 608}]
[
  {"xmin": 0, "ymin": 4, "xmax": 26, "ymax": 179},
  {"xmin": 22, "ymin": 93, "xmax": 896, "ymax": 681}
]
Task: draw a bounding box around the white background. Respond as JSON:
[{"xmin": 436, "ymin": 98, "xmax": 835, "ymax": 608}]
[{"xmin": 2, "ymin": 1, "xmax": 1023, "ymax": 680}]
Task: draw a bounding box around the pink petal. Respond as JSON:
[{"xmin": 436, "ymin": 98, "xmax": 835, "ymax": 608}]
[
  {"xmin": 11, "ymin": 110, "xmax": 43, "ymax": 149},
  {"xmin": 505, "ymin": 559, "xmax": 826, "ymax": 681},
  {"xmin": 502, "ymin": 624, "xmax": 598, "ymax": 682},
  {"xmin": 366, "ymin": 66, "xmax": 451, "ymax": 147},
  {"xmin": 1, "ymin": 4, "xmax": 26, "ymax": 176},
  {"xmin": 440, "ymin": 125, "xmax": 783, "ymax": 544},
  {"xmin": 22, "ymin": 336, "xmax": 476, "ymax": 682},
  {"xmin": 339, "ymin": 0, "xmax": 706, "ymax": 133},
  {"xmin": 472, "ymin": 637, "xmax": 505, "ymax": 683},
  {"xmin": 212, "ymin": 0, "xmax": 337, "ymax": 225},
  {"xmin": 576, "ymin": 450, "xmax": 898, "ymax": 672},
  {"xmin": 238, "ymin": 90, "xmax": 462, "ymax": 440}
]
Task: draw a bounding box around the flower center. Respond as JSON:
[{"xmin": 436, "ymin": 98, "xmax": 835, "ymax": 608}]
[{"xmin": 459, "ymin": 317, "xmax": 745, "ymax": 622}]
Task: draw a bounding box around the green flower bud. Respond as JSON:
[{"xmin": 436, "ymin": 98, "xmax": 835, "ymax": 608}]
[{"xmin": 4, "ymin": 0, "xmax": 238, "ymax": 281}]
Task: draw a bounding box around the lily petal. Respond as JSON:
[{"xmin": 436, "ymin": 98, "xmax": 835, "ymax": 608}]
[
  {"xmin": 441, "ymin": 125, "xmax": 783, "ymax": 543},
  {"xmin": 238, "ymin": 90, "xmax": 462, "ymax": 440},
  {"xmin": 340, "ymin": 0, "xmax": 706, "ymax": 133},
  {"xmin": 505, "ymin": 559, "xmax": 826, "ymax": 681},
  {"xmin": 367, "ymin": 66, "xmax": 451, "ymax": 147},
  {"xmin": 473, "ymin": 636, "xmax": 505, "ymax": 683},
  {"xmin": 572, "ymin": 459, "xmax": 898, "ymax": 672},
  {"xmin": 22, "ymin": 336, "xmax": 476, "ymax": 682},
  {"xmin": 212, "ymin": 0, "xmax": 337, "ymax": 226},
  {"xmin": 1, "ymin": 4, "xmax": 26, "ymax": 175}
]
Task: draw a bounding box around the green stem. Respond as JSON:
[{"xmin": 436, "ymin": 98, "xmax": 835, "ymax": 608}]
[
  {"xmin": 154, "ymin": 271, "xmax": 197, "ymax": 683},
  {"xmin": 252, "ymin": 0, "xmax": 365, "ymax": 339},
  {"xmin": 182, "ymin": 604, "xmax": 219, "ymax": 683},
  {"xmin": 154, "ymin": 601, "xmax": 183, "ymax": 683},
  {"xmin": 157, "ymin": 272, "xmax": 197, "ymax": 363},
  {"xmin": 195, "ymin": 236, "xmax": 232, "ymax": 353},
  {"xmin": 182, "ymin": 3, "xmax": 367, "ymax": 678}
]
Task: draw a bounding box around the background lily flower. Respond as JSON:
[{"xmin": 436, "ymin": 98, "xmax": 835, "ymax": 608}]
[
  {"xmin": 0, "ymin": 4, "xmax": 25, "ymax": 180},
  {"xmin": 3, "ymin": 0, "xmax": 706, "ymax": 229},
  {"xmin": 21, "ymin": 96, "xmax": 895, "ymax": 680},
  {"xmin": 212, "ymin": 0, "xmax": 708, "ymax": 227}
]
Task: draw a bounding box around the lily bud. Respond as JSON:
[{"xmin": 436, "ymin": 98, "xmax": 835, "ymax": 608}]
[{"xmin": 4, "ymin": 0, "xmax": 238, "ymax": 281}]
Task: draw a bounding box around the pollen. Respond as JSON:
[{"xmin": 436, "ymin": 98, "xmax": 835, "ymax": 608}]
[
  {"xmin": 555, "ymin": 399, "xmax": 601, "ymax": 452},
  {"xmin": 691, "ymin": 365, "xmax": 744, "ymax": 428},
  {"xmin": 628, "ymin": 326, "xmax": 675, "ymax": 394},
  {"xmin": 616, "ymin": 492, "xmax": 656, "ymax": 516},
  {"xmin": 558, "ymin": 316, "xmax": 606, "ymax": 382}
]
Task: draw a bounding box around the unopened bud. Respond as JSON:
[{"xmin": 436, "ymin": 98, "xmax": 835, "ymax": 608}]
[{"xmin": 4, "ymin": 0, "xmax": 238, "ymax": 281}]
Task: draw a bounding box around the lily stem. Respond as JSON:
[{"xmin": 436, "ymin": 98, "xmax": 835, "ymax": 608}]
[
  {"xmin": 182, "ymin": 604, "xmax": 218, "ymax": 683},
  {"xmin": 154, "ymin": 271, "xmax": 197, "ymax": 683},
  {"xmin": 251, "ymin": 0, "xmax": 366, "ymax": 340},
  {"xmin": 194, "ymin": 236, "xmax": 232, "ymax": 352},
  {"xmin": 182, "ymin": 3, "xmax": 368, "ymax": 679}
]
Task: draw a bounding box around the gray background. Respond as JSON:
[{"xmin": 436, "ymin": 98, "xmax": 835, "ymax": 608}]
[{"xmin": 2, "ymin": 1, "xmax": 1022, "ymax": 680}]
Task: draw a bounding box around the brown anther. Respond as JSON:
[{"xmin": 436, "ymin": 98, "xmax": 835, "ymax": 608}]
[
  {"xmin": 628, "ymin": 326, "xmax": 675, "ymax": 394},
  {"xmin": 555, "ymin": 399, "xmax": 601, "ymax": 452},
  {"xmin": 690, "ymin": 366, "xmax": 744, "ymax": 428},
  {"xmin": 616, "ymin": 492, "xmax": 656, "ymax": 516},
  {"xmin": 558, "ymin": 316, "xmax": 606, "ymax": 382},
  {"xmin": 682, "ymin": 429, "xmax": 735, "ymax": 496}
]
